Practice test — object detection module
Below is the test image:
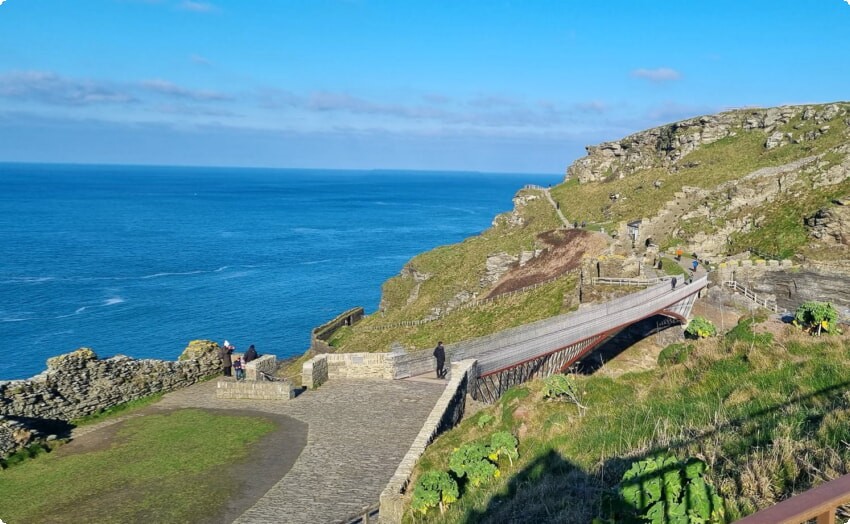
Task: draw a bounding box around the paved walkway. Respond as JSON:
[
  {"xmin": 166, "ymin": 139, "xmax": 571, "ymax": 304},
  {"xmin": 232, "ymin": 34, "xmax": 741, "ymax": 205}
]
[{"xmin": 152, "ymin": 377, "xmax": 445, "ymax": 523}]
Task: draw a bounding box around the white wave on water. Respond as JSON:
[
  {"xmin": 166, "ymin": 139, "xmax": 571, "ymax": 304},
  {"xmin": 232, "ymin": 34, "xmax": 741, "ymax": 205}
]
[
  {"xmin": 1, "ymin": 316, "xmax": 33, "ymax": 322},
  {"xmin": 5, "ymin": 267, "xmax": 232, "ymax": 283},
  {"xmin": 56, "ymin": 296, "xmax": 125, "ymax": 319},
  {"xmin": 2, "ymin": 276, "xmax": 56, "ymax": 284},
  {"xmin": 301, "ymin": 258, "xmax": 332, "ymax": 265}
]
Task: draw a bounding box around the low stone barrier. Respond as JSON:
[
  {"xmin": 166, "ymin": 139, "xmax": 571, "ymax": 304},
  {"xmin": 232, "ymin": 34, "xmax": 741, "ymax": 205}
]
[
  {"xmin": 302, "ymin": 355, "xmax": 329, "ymax": 389},
  {"xmin": 244, "ymin": 354, "xmax": 277, "ymax": 381},
  {"xmin": 379, "ymin": 359, "xmax": 477, "ymax": 523},
  {"xmin": 215, "ymin": 379, "xmax": 294, "ymax": 400},
  {"xmin": 327, "ymin": 353, "xmax": 393, "ymax": 379}
]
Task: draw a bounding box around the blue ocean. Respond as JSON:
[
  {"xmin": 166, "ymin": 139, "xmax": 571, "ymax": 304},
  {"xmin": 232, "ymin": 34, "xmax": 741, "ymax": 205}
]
[{"xmin": 0, "ymin": 164, "xmax": 560, "ymax": 380}]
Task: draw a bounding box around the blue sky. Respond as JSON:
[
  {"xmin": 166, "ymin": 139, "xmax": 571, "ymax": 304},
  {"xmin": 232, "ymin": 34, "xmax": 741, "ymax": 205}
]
[{"xmin": 1, "ymin": 0, "xmax": 849, "ymax": 173}]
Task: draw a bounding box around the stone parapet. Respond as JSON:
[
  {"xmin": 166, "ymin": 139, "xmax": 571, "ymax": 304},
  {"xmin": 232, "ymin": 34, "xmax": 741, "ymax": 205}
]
[
  {"xmin": 379, "ymin": 360, "xmax": 477, "ymax": 523},
  {"xmin": 244, "ymin": 354, "xmax": 277, "ymax": 381},
  {"xmin": 215, "ymin": 379, "xmax": 294, "ymax": 400},
  {"xmin": 302, "ymin": 355, "xmax": 328, "ymax": 389},
  {"xmin": 327, "ymin": 353, "xmax": 393, "ymax": 379}
]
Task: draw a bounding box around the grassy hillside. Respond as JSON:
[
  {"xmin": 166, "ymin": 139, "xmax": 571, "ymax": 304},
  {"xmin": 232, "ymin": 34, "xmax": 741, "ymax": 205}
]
[
  {"xmin": 550, "ymin": 103, "xmax": 850, "ymax": 259},
  {"xmin": 405, "ymin": 319, "xmax": 850, "ymax": 522}
]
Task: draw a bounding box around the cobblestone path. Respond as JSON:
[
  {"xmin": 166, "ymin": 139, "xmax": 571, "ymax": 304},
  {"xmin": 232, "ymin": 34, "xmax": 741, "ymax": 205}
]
[{"xmin": 155, "ymin": 378, "xmax": 445, "ymax": 523}]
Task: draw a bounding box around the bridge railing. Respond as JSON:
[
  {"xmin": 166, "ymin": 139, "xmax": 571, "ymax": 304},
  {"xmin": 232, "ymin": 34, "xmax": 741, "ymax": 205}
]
[
  {"xmin": 735, "ymin": 472, "xmax": 850, "ymax": 523},
  {"xmin": 472, "ymin": 276, "xmax": 707, "ymax": 375}
]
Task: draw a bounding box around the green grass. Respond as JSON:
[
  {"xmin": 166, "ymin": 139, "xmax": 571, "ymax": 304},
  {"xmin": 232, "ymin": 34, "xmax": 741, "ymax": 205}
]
[
  {"xmin": 0, "ymin": 409, "xmax": 276, "ymax": 523},
  {"xmin": 330, "ymin": 274, "xmax": 577, "ymax": 352},
  {"xmin": 405, "ymin": 319, "xmax": 850, "ymax": 522},
  {"xmin": 549, "ymin": 103, "xmax": 850, "ymax": 256},
  {"xmin": 71, "ymin": 392, "xmax": 166, "ymax": 426}
]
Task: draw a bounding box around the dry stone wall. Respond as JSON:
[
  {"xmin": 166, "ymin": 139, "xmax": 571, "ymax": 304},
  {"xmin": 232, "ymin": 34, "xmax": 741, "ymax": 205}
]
[{"xmin": 0, "ymin": 340, "xmax": 222, "ymax": 459}]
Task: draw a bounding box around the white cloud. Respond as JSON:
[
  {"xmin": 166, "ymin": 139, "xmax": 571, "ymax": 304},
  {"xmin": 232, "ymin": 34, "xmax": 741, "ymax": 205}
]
[
  {"xmin": 0, "ymin": 0, "xmax": 8, "ymax": 6},
  {"xmin": 140, "ymin": 79, "xmax": 231, "ymax": 101},
  {"xmin": 631, "ymin": 67, "xmax": 682, "ymax": 83},
  {"xmin": 0, "ymin": 71, "xmax": 137, "ymax": 106}
]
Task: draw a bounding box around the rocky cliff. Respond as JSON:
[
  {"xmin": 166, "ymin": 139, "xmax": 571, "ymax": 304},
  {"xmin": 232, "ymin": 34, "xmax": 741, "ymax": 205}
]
[{"xmin": 557, "ymin": 102, "xmax": 850, "ymax": 263}]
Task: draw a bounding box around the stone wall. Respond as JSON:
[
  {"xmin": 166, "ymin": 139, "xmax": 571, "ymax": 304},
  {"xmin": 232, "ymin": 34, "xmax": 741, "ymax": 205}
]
[
  {"xmin": 302, "ymin": 354, "xmax": 329, "ymax": 389},
  {"xmin": 327, "ymin": 353, "xmax": 393, "ymax": 379},
  {"xmin": 215, "ymin": 379, "xmax": 294, "ymax": 400},
  {"xmin": 379, "ymin": 360, "xmax": 477, "ymax": 523},
  {"xmin": 311, "ymin": 307, "xmax": 365, "ymax": 353},
  {"xmin": 0, "ymin": 340, "xmax": 221, "ymax": 459},
  {"xmin": 244, "ymin": 354, "xmax": 277, "ymax": 381}
]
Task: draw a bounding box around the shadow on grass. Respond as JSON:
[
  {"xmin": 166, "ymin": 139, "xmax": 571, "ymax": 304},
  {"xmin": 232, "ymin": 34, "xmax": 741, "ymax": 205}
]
[{"xmin": 462, "ymin": 449, "xmax": 604, "ymax": 523}]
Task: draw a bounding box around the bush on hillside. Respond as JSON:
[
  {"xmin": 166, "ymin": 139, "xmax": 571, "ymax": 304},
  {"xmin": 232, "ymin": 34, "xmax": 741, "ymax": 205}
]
[
  {"xmin": 598, "ymin": 455, "xmax": 725, "ymax": 524},
  {"xmin": 657, "ymin": 343, "xmax": 695, "ymax": 367},
  {"xmin": 685, "ymin": 317, "xmax": 717, "ymax": 339},
  {"xmin": 542, "ymin": 374, "xmax": 587, "ymax": 414},
  {"xmin": 793, "ymin": 301, "xmax": 839, "ymax": 336},
  {"xmin": 488, "ymin": 431, "xmax": 519, "ymax": 466},
  {"xmin": 410, "ymin": 470, "xmax": 458, "ymax": 515},
  {"xmin": 449, "ymin": 443, "xmax": 500, "ymax": 487}
]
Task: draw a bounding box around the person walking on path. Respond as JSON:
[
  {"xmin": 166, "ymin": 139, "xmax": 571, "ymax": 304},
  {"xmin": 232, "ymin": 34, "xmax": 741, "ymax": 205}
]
[
  {"xmin": 671, "ymin": 276, "xmax": 677, "ymax": 290},
  {"xmin": 692, "ymin": 259, "xmax": 699, "ymax": 272},
  {"xmin": 219, "ymin": 340, "xmax": 234, "ymax": 377},
  {"xmin": 676, "ymin": 248, "xmax": 683, "ymax": 261},
  {"xmin": 244, "ymin": 344, "xmax": 258, "ymax": 363},
  {"xmin": 433, "ymin": 341, "xmax": 446, "ymax": 379}
]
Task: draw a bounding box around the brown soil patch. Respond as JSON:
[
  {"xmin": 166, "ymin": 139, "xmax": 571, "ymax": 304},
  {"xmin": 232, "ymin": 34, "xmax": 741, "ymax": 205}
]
[{"xmin": 487, "ymin": 229, "xmax": 609, "ymax": 297}]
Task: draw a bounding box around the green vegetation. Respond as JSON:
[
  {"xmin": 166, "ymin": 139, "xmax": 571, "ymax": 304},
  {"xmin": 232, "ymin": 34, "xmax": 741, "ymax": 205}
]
[
  {"xmin": 685, "ymin": 317, "xmax": 717, "ymax": 339},
  {"xmin": 412, "ymin": 470, "xmax": 459, "ymax": 515},
  {"xmin": 71, "ymin": 392, "xmax": 164, "ymax": 426},
  {"xmin": 794, "ymin": 301, "xmax": 839, "ymax": 335},
  {"xmin": 407, "ymin": 318, "xmax": 850, "ymax": 522},
  {"xmin": 657, "ymin": 343, "xmax": 695, "ymax": 367},
  {"xmin": 449, "ymin": 442, "xmax": 500, "ymax": 487},
  {"xmin": 0, "ymin": 409, "xmax": 276, "ymax": 523},
  {"xmin": 330, "ymin": 274, "xmax": 576, "ymax": 352},
  {"xmin": 599, "ymin": 455, "xmax": 725, "ymax": 523}
]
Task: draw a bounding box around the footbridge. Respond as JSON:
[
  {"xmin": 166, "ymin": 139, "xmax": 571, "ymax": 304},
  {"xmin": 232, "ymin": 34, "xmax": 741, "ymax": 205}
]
[{"xmin": 430, "ymin": 275, "xmax": 708, "ymax": 402}]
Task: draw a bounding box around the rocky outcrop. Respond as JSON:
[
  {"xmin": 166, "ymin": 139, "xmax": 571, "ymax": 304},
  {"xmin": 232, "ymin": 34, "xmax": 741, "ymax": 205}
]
[
  {"xmin": 492, "ymin": 192, "xmax": 541, "ymax": 228},
  {"xmin": 566, "ymin": 104, "xmax": 847, "ymax": 184},
  {"xmin": 806, "ymin": 201, "xmax": 850, "ymax": 245},
  {"xmin": 480, "ymin": 252, "xmax": 518, "ymax": 288}
]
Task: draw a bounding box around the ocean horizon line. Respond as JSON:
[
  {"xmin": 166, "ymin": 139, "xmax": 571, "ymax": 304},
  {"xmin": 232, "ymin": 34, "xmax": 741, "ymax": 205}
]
[{"xmin": 0, "ymin": 161, "xmax": 557, "ymax": 178}]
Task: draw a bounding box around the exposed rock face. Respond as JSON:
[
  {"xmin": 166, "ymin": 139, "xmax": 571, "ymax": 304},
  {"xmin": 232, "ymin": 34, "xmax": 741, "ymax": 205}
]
[
  {"xmin": 566, "ymin": 105, "xmax": 846, "ymax": 184},
  {"xmin": 733, "ymin": 267, "xmax": 850, "ymax": 317},
  {"xmin": 493, "ymin": 193, "xmax": 540, "ymax": 228},
  {"xmin": 806, "ymin": 203, "xmax": 850, "ymax": 245},
  {"xmin": 480, "ymin": 252, "xmax": 518, "ymax": 288}
]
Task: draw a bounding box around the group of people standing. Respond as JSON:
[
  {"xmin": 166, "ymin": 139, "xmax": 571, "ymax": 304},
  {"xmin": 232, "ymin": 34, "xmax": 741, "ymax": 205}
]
[{"xmin": 218, "ymin": 340, "xmax": 258, "ymax": 380}]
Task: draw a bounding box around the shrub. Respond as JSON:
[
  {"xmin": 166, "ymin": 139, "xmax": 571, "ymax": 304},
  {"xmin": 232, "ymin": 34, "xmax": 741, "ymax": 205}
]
[
  {"xmin": 476, "ymin": 413, "xmax": 495, "ymax": 428},
  {"xmin": 411, "ymin": 470, "xmax": 459, "ymax": 515},
  {"xmin": 542, "ymin": 374, "xmax": 587, "ymax": 414},
  {"xmin": 793, "ymin": 301, "xmax": 838, "ymax": 336},
  {"xmin": 724, "ymin": 316, "xmax": 772, "ymax": 346},
  {"xmin": 449, "ymin": 443, "xmax": 500, "ymax": 487},
  {"xmin": 657, "ymin": 343, "xmax": 695, "ymax": 367},
  {"xmin": 607, "ymin": 455, "xmax": 725, "ymax": 523},
  {"xmin": 685, "ymin": 316, "xmax": 717, "ymax": 339},
  {"xmin": 488, "ymin": 431, "xmax": 519, "ymax": 466}
]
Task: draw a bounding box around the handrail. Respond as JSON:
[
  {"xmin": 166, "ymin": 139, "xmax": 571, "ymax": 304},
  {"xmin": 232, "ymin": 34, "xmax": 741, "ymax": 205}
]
[
  {"xmin": 469, "ymin": 276, "xmax": 707, "ymax": 375},
  {"xmin": 592, "ymin": 276, "xmax": 671, "ymax": 286},
  {"xmin": 723, "ymin": 280, "xmax": 783, "ymax": 313},
  {"xmin": 735, "ymin": 472, "xmax": 850, "ymax": 523}
]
